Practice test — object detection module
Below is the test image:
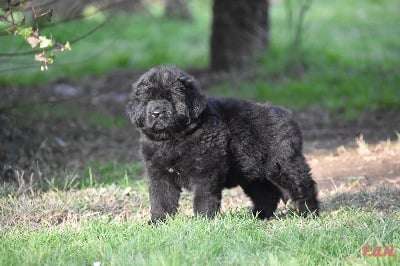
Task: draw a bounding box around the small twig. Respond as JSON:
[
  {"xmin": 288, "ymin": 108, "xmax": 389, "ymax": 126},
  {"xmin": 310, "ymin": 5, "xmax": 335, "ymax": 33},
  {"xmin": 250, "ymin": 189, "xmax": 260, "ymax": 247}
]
[
  {"xmin": 329, "ymin": 177, "xmax": 339, "ymax": 191},
  {"xmin": 9, "ymin": 0, "xmax": 16, "ymax": 32},
  {"xmin": 292, "ymin": 0, "xmax": 313, "ymax": 48},
  {"xmin": 31, "ymin": 0, "xmax": 39, "ymax": 32}
]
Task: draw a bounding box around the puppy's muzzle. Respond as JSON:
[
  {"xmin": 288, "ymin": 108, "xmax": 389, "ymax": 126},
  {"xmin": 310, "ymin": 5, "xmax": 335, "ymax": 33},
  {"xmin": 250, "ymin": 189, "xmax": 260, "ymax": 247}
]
[
  {"xmin": 147, "ymin": 100, "xmax": 171, "ymax": 120},
  {"xmin": 151, "ymin": 107, "xmax": 163, "ymax": 118}
]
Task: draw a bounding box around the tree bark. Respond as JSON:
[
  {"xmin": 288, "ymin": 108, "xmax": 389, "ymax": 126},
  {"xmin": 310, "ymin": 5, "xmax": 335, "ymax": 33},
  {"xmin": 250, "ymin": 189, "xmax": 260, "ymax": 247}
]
[{"xmin": 210, "ymin": 0, "xmax": 269, "ymax": 71}]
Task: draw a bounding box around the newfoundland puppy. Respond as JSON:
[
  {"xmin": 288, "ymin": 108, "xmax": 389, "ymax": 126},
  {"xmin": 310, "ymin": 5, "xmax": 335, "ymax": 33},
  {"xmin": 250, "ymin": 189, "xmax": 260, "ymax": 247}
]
[{"xmin": 126, "ymin": 66, "xmax": 319, "ymax": 222}]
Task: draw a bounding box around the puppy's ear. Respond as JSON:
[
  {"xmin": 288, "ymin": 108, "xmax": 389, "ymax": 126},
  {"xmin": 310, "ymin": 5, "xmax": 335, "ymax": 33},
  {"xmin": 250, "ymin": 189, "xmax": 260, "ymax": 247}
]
[
  {"xmin": 127, "ymin": 81, "xmax": 139, "ymax": 110},
  {"xmin": 126, "ymin": 101, "xmax": 135, "ymax": 120},
  {"xmin": 130, "ymin": 80, "xmax": 141, "ymax": 94},
  {"xmin": 192, "ymin": 93, "xmax": 207, "ymax": 119},
  {"xmin": 178, "ymin": 75, "xmax": 207, "ymax": 119},
  {"xmin": 126, "ymin": 101, "xmax": 142, "ymax": 127},
  {"xmin": 177, "ymin": 75, "xmax": 194, "ymax": 88}
]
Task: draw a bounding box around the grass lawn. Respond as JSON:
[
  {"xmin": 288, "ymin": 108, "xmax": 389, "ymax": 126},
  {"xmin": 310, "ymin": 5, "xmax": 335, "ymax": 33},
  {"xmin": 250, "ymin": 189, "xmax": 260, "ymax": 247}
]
[
  {"xmin": 1, "ymin": 184, "xmax": 399, "ymax": 265},
  {"xmin": 1, "ymin": 156, "xmax": 399, "ymax": 265}
]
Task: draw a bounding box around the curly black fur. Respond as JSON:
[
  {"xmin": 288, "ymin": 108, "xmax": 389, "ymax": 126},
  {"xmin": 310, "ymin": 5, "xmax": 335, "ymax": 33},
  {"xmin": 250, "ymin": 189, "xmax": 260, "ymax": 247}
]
[{"xmin": 127, "ymin": 66, "xmax": 319, "ymax": 222}]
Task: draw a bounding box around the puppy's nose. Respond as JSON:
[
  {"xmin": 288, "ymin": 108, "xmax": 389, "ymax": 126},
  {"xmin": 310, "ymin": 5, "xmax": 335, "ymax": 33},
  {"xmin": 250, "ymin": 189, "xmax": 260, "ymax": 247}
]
[{"xmin": 151, "ymin": 107, "xmax": 162, "ymax": 118}]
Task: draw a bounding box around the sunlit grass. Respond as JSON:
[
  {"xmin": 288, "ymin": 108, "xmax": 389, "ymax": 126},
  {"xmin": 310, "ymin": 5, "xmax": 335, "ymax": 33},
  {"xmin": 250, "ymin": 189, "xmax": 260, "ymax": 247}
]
[
  {"xmin": 40, "ymin": 161, "xmax": 145, "ymax": 191},
  {"xmin": 0, "ymin": 207, "xmax": 398, "ymax": 265}
]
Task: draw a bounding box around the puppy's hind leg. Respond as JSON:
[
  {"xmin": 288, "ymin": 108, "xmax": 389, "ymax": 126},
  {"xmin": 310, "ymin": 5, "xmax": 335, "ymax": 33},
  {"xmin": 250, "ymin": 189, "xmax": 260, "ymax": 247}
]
[
  {"xmin": 241, "ymin": 180, "xmax": 282, "ymax": 219},
  {"xmin": 276, "ymin": 155, "xmax": 319, "ymax": 217}
]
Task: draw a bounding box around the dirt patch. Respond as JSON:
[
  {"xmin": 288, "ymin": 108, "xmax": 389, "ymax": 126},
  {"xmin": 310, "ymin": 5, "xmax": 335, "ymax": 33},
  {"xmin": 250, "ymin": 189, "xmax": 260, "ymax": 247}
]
[
  {"xmin": 309, "ymin": 136, "xmax": 400, "ymax": 191},
  {"xmin": 0, "ymin": 186, "xmax": 149, "ymax": 229}
]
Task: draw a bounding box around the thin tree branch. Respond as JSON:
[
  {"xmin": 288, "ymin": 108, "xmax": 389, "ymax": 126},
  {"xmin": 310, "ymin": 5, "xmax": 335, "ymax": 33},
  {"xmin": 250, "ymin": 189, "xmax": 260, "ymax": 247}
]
[
  {"xmin": 0, "ymin": 12, "xmax": 113, "ymax": 57},
  {"xmin": 0, "ymin": 36, "xmax": 116, "ymax": 74}
]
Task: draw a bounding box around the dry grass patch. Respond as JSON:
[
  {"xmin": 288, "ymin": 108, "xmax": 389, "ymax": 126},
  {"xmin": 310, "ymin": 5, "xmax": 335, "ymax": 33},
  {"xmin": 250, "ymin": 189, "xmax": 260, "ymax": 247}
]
[
  {"xmin": 2, "ymin": 182, "xmax": 399, "ymax": 230},
  {"xmin": 0, "ymin": 185, "xmax": 149, "ymax": 229}
]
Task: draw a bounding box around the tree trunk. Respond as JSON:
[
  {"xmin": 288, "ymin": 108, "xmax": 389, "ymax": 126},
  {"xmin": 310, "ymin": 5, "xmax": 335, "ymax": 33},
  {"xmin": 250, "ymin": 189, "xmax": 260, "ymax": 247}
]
[{"xmin": 210, "ymin": 0, "xmax": 269, "ymax": 71}]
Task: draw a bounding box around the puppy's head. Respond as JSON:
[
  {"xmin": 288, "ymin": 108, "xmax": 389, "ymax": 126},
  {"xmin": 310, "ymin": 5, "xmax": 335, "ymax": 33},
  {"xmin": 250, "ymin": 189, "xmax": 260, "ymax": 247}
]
[{"xmin": 126, "ymin": 66, "xmax": 207, "ymax": 140}]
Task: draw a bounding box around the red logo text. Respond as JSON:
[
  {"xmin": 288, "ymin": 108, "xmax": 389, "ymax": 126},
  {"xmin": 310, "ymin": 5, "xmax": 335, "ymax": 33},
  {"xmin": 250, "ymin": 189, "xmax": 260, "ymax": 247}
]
[{"xmin": 362, "ymin": 246, "xmax": 396, "ymax": 257}]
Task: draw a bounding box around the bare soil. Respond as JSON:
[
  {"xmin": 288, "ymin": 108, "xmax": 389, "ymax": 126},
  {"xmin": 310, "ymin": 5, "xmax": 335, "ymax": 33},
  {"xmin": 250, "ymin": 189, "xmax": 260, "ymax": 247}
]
[{"xmin": 1, "ymin": 69, "xmax": 399, "ymax": 194}]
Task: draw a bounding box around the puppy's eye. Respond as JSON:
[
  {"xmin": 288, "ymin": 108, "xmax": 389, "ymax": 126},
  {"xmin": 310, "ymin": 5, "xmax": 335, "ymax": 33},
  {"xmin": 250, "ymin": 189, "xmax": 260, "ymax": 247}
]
[
  {"xmin": 174, "ymin": 85, "xmax": 185, "ymax": 94},
  {"xmin": 135, "ymin": 86, "xmax": 149, "ymax": 96},
  {"xmin": 160, "ymin": 90, "xmax": 171, "ymax": 99}
]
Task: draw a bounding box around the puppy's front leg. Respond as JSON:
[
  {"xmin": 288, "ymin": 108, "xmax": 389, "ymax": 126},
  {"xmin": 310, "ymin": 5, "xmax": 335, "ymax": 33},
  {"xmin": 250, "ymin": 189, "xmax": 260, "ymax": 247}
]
[
  {"xmin": 193, "ymin": 182, "xmax": 222, "ymax": 218},
  {"xmin": 148, "ymin": 170, "xmax": 181, "ymax": 223}
]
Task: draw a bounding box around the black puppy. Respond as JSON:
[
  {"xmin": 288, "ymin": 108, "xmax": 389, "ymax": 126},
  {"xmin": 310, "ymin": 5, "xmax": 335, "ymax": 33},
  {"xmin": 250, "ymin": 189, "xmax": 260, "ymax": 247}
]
[{"xmin": 127, "ymin": 66, "xmax": 319, "ymax": 222}]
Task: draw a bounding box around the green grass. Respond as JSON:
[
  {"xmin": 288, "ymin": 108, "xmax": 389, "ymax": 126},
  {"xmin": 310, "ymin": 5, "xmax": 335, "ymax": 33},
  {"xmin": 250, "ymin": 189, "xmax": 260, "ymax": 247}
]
[
  {"xmin": 0, "ymin": 161, "xmax": 145, "ymax": 196},
  {"xmin": 0, "ymin": 209, "xmax": 399, "ymax": 265},
  {"xmin": 1, "ymin": 158, "xmax": 400, "ymax": 265},
  {"xmin": 81, "ymin": 161, "xmax": 145, "ymax": 188},
  {"xmin": 40, "ymin": 161, "xmax": 145, "ymax": 191}
]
